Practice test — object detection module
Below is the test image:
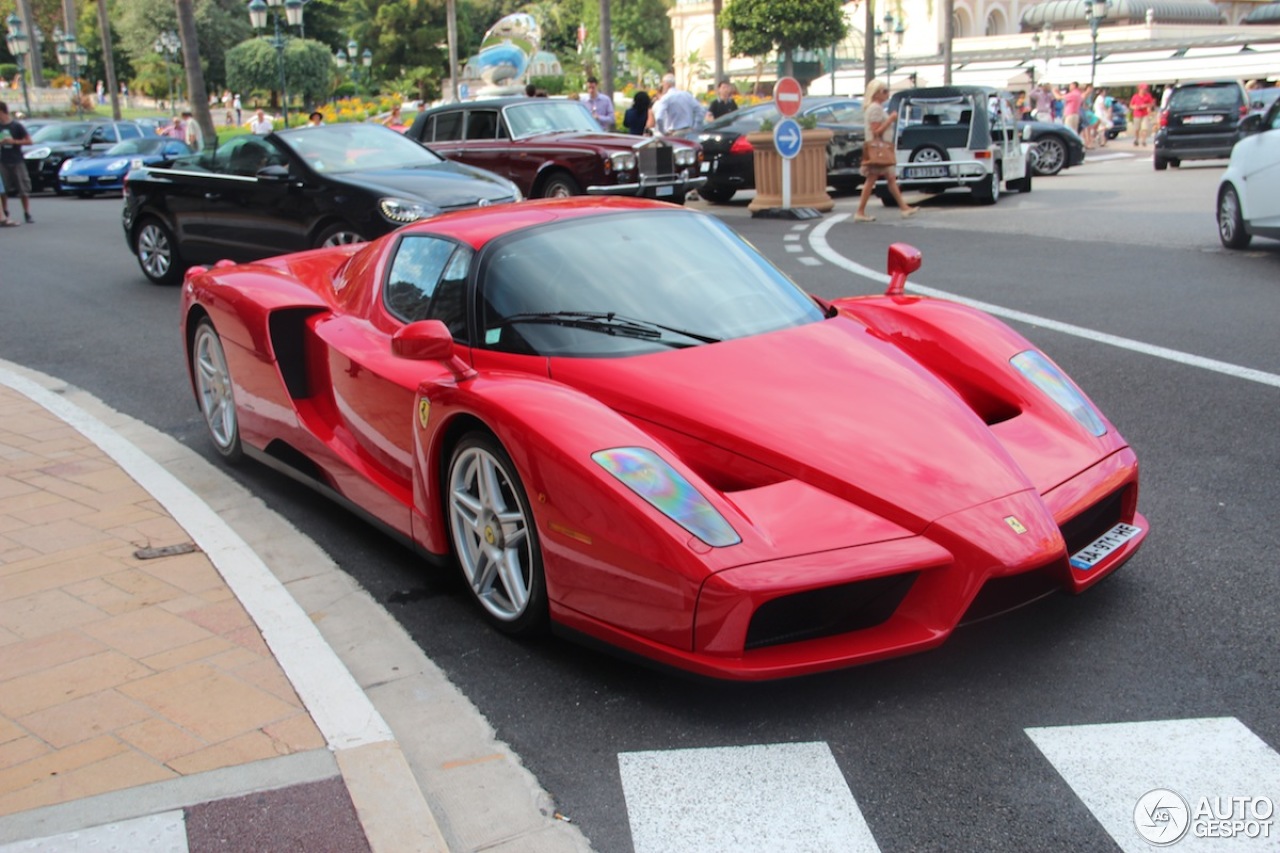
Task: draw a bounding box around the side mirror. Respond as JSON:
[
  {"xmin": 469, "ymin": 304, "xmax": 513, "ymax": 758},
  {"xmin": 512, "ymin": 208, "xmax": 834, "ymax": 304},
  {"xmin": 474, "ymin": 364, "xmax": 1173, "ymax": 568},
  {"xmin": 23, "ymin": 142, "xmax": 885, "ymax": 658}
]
[
  {"xmin": 392, "ymin": 320, "xmax": 455, "ymax": 361},
  {"xmin": 884, "ymin": 242, "xmax": 922, "ymax": 297}
]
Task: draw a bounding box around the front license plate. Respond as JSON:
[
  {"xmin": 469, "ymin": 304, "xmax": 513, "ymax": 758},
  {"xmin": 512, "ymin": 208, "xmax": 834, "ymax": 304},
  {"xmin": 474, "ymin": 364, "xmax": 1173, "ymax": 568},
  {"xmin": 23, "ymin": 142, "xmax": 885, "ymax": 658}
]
[
  {"xmin": 1069, "ymin": 523, "xmax": 1142, "ymax": 570},
  {"xmin": 64, "ymin": 175, "xmax": 89, "ymax": 183},
  {"xmin": 656, "ymin": 185, "xmax": 674, "ymax": 197},
  {"xmin": 905, "ymin": 165, "xmax": 948, "ymax": 179}
]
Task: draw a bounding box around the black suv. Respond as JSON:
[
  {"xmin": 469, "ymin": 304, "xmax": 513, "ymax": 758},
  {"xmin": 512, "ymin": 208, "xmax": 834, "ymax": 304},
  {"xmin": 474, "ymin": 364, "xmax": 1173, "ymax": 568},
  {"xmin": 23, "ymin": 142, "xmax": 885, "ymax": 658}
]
[{"xmin": 1154, "ymin": 80, "xmax": 1248, "ymax": 170}]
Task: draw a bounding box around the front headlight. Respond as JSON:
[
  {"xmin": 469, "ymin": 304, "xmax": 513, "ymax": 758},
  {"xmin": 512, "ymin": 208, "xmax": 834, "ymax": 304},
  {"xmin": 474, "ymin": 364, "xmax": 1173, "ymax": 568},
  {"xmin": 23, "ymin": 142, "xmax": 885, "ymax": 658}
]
[
  {"xmin": 106, "ymin": 158, "xmax": 131, "ymax": 172},
  {"xmin": 609, "ymin": 151, "xmax": 637, "ymax": 172},
  {"xmin": 25, "ymin": 146, "xmax": 51, "ymax": 160},
  {"xmin": 378, "ymin": 197, "xmax": 435, "ymax": 224},
  {"xmin": 592, "ymin": 447, "xmax": 741, "ymax": 547},
  {"xmin": 1011, "ymin": 350, "xmax": 1107, "ymax": 436},
  {"xmin": 674, "ymin": 147, "xmax": 698, "ymax": 167},
  {"xmin": 509, "ymin": 181, "xmax": 523, "ymax": 202},
  {"xmin": 58, "ymin": 159, "xmax": 74, "ymax": 174}
]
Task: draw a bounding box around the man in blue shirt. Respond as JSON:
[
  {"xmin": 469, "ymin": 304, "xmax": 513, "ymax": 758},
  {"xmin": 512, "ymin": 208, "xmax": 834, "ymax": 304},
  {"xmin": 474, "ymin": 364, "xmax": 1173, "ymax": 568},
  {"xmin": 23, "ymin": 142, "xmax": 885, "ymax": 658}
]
[{"xmin": 584, "ymin": 77, "xmax": 614, "ymax": 132}]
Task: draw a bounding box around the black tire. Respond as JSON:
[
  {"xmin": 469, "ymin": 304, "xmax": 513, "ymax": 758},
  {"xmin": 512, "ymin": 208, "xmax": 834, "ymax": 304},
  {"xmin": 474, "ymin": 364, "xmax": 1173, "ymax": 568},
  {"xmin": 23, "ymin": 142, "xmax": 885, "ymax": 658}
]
[
  {"xmin": 314, "ymin": 222, "xmax": 366, "ymax": 249},
  {"xmin": 539, "ymin": 172, "xmax": 581, "ymax": 199},
  {"xmin": 1010, "ymin": 168, "xmax": 1032, "ymax": 193},
  {"xmin": 667, "ymin": 191, "xmax": 687, "ymax": 205},
  {"xmin": 190, "ymin": 318, "xmax": 244, "ymax": 463},
  {"xmin": 909, "ymin": 143, "xmax": 948, "ymax": 165},
  {"xmin": 972, "ymin": 164, "xmax": 1001, "ymax": 205},
  {"xmin": 1154, "ymin": 156, "xmax": 1168, "ymax": 171},
  {"xmin": 134, "ymin": 216, "xmax": 185, "ymax": 286},
  {"xmin": 1169, "ymin": 159, "xmax": 1181, "ymax": 169},
  {"xmin": 446, "ymin": 432, "xmax": 548, "ymax": 636},
  {"xmin": 698, "ymin": 184, "xmax": 736, "ymax": 204},
  {"xmin": 1217, "ymin": 184, "xmax": 1252, "ymax": 249},
  {"xmin": 1031, "ymin": 136, "xmax": 1067, "ymax": 176}
]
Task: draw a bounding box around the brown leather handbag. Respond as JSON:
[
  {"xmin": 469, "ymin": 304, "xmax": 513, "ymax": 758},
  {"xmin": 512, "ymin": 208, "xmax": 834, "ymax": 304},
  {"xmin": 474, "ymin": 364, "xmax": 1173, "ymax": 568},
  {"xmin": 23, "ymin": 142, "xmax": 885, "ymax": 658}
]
[{"xmin": 863, "ymin": 137, "xmax": 897, "ymax": 167}]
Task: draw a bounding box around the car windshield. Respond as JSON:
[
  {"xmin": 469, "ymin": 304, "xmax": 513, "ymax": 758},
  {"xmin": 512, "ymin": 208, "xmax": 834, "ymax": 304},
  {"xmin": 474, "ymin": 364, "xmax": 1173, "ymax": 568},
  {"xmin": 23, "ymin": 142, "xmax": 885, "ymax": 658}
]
[
  {"xmin": 504, "ymin": 101, "xmax": 599, "ymax": 137},
  {"xmin": 899, "ymin": 97, "xmax": 973, "ymax": 126},
  {"xmin": 1169, "ymin": 85, "xmax": 1240, "ymax": 111},
  {"xmin": 32, "ymin": 122, "xmax": 92, "ymax": 143},
  {"xmin": 276, "ymin": 123, "xmax": 444, "ymax": 173},
  {"xmin": 104, "ymin": 137, "xmax": 168, "ymax": 156},
  {"xmin": 479, "ymin": 210, "xmax": 824, "ymax": 357}
]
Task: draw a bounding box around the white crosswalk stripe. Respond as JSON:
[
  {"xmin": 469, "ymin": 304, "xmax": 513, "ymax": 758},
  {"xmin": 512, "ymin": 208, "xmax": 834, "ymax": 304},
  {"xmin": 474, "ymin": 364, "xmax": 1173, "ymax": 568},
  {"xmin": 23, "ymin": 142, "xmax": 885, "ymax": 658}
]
[
  {"xmin": 618, "ymin": 742, "xmax": 880, "ymax": 853},
  {"xmin": 1027, "ymin": 717, "xmax": 1280, "ymax": 851}
]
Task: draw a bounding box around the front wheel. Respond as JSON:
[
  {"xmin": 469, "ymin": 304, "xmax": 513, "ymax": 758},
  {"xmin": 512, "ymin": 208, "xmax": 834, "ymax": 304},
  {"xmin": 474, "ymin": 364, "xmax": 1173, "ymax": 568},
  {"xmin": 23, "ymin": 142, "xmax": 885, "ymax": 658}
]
[
  {"xmin": 539, "ymin": 173, "xmax": 581, "ymax": 199},
  {"xmin": 190, "ymin": 319, "xmax": 243, "ymax": 463},
  {"xmin": 135, "ymin": 217, "xmax": 184, "ymax": 286},
  {"xmin": 447, "ymin": 433, "xmax": 548, "ymax": 635},
  {"xmin": 315, "ymin": 222, "xmax": 366, "ymax": 249},
  {"xmin": 1031, "ymin": 137, "xmax": 1067, "ymax": 176},
  {"xmin": 1217, "ymin": 185, "xmax": 1251, "ymax": 249},
  {"xmin": 698, "ymin": 184, "xmax": 736, "ymax": 204}
]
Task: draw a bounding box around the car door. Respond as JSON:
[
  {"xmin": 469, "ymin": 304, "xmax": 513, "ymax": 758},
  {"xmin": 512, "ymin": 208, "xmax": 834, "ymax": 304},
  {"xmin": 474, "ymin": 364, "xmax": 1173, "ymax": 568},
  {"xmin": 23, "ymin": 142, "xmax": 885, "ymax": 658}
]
[
  {"xmin": 309, "ymin": 234, "xmax": 475, "ymax": 536},
  {"xmin": 458, "ymin": 109, "xmax": 514, "ymax": 181},
  {"xmin": 197, "ymin": 135, "xmax": 310, "ymax": 259},
  {"xmin": 1241, "ymin": 103, "xmax": 1280, "ymax": 225}
]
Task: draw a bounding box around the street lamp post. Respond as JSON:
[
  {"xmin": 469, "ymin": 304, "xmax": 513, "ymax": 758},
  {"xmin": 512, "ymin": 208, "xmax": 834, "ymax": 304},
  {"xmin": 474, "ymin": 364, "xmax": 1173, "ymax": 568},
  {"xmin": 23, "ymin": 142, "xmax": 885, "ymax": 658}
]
[
  {"xmin": 1084, "ymin": 0, "xmax": 1109, "ymax": 88},
  {"xmin": 875, "ymin": 13, "xmax": 906, "ymax": 92},
  {"xmin": 4, "ymin": 14, "xmax": 32, "ymax": 117},
  {"xmin": 1030, "ymin": 24, "xmax": 1064, "ymax": 87},
  {"xmin": 54, "ymin": 27, "xmax": 87, "ymax": 119},
  {"xmin": 248, "ymin": 0, "xmax": 305, "ymax": 128},
  {"xmin": 153, "ymin": 30, "xmax": 180, "ymax": 116}
]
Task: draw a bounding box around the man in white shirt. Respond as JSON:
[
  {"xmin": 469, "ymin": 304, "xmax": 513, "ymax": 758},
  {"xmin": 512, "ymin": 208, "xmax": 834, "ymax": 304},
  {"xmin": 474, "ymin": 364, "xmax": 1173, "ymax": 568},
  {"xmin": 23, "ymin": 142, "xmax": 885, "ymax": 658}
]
[
  {"xmin": 249, "ymin": 109, "xmax": 274, "ymax": 135},
  {"xmin": 651, "ymin": 74, "xmax": 701, "ymax": 136}
]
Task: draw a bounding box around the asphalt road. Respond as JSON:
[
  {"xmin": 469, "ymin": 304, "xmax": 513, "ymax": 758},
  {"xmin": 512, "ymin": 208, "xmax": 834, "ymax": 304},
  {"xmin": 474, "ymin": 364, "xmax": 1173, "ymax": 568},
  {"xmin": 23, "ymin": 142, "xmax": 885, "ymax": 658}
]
[{"xmin": 2, "ymin": 151, "xmax": 1278, "ymax": 852}]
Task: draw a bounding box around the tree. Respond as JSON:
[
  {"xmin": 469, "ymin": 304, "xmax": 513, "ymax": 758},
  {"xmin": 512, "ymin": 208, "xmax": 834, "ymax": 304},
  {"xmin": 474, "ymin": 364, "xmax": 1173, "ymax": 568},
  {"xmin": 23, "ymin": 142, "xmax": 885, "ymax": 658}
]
[
  {"xmin": 226, "ymin": 37, "xmax": 335, "ymax": 111},
  {"xmin": 176, "ymin": 0, "xmax": 215, "ymax": 144},
  {"xmin": 719, "ymin": 0, "xmax": 847, "ymax": 80}
]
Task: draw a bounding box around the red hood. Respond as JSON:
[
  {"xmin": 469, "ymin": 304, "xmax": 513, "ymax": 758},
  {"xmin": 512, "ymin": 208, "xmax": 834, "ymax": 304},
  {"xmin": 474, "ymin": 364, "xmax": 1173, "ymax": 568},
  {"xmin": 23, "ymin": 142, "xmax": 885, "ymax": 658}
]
[{"xmin": 548, "ymin": 317, "xmax": 1033, "ymax": 532}]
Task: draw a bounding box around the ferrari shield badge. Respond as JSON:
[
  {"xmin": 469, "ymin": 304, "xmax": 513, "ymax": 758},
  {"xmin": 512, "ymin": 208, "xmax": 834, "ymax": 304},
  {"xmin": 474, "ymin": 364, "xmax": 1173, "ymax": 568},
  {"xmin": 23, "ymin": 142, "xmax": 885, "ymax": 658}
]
[
  {"xmin": 1004, "ymin": 516, "xmax": 1028, "ymax": 535},
  {"xmin": 418, "ymin": 399, "xmax": 431, "ymax": 429}
]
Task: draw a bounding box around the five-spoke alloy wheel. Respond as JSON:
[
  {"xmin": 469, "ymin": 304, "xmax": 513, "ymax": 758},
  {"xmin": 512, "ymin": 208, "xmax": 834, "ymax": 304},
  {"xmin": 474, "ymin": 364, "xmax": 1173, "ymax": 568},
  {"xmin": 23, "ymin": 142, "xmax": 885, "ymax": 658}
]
[{"xmin": 191, "ymin": 319, "xmax": 243, "ymax": 462}]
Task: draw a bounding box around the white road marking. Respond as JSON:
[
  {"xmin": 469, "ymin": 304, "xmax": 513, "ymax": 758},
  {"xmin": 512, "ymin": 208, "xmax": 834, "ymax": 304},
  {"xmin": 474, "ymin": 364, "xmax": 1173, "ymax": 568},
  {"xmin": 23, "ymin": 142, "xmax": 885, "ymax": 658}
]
[
  {"xmin": 0, "ymin": 812, "xmax": 188, "ymax": 852},
  {"xmin": 618, "ymin": 742, "xmax": 880, "ymax": 853},
  {"xmin": 790, "ymin": 223, "xmax": 809, "ymax": 232},
  {"xmin": 798, "ymin": 256, "xmax": 822, "ymax": 266},
  {"xmin": 786, "ymin": 243, "xmax": 803, "ymax": 252},
  {"xmin": 785, "ymin": 233, "xmax": 802, "ymax": 241},
  {"xmin": 1027, "ymin": 717, "xmax": 1280, "ymax": 852},
  {"xmin": 809, "ymin": 213, "xmax": 1280, "ymax": 389}
]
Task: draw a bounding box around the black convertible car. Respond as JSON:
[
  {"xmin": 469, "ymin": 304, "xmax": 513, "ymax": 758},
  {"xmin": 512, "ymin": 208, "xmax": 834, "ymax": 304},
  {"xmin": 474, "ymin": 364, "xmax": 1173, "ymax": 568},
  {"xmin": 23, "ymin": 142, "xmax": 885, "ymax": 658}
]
[
  {"xmin": 684, "ymin": 97, "xmax": 866, "ymax": 203},
  {"xmin": 121, "ymin": 123, "xmax": 520, "ymax": 285},
  {"xmin": 1019, "ymin": 119, "xmax": 1087, "ymax": 176}
]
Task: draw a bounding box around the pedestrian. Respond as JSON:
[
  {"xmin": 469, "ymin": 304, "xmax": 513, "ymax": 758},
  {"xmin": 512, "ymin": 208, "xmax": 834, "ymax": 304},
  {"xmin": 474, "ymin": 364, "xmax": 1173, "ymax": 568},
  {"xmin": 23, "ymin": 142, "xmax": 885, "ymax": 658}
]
[
  {"xmin": 1031, "ymin": 83, "xmax": 1055, "ymax": 123},
  {"xmin": 1093, "ymin": 88, "xmax": 1111, "ymax": 146},
  {"xmin": 706, "ymin": 78, "xmax": 738, "ymax": 122},
  {"xmin": 0, "ymin": 101, "xmax": 34, "ymax": 224},
  {"xmin": 249, "ymin": 108, "xmax": 274, "ymax": 135},
  {"xmin": 233, "ymin": 94, "xmax": 242, "ymax": 126},
  {"xmin": 853, "ymin": 79, "xmax": 918, "ymax": 223},
  {"xmin": 1062, "ymin": 81, "xmax": 1083, "ymax": 133},
  {"xmin": 380, "ymin": 105, "xmax": 403, "ymax": 128},
  {"xmin": 120, "ymin": 81, "xmax": 129, "ymax": 108},
  {"xmin": 307, "ymin": 110, "xmax": 324, "ymax": 127},
  {"xmin": 623, "ymin": 90, "xmax": 651, "ymax": 136},
  {"xmin": 96, "ymin": 79, "xmax": 104, "ymax": 105},
  {"xmin": 1130, "ymin": 82, "xmax": 1156, "ymax": 146},
  {"xmin": 584, "ymin": 77, "xmax": 614, "ymax": 131},
  {"xmin": 649, "ymin": 73, "xmax": 701, "ymax": 136},
  {"xmin": 182, "ymin": 110, "xmax": 203, "ymax": 150}
]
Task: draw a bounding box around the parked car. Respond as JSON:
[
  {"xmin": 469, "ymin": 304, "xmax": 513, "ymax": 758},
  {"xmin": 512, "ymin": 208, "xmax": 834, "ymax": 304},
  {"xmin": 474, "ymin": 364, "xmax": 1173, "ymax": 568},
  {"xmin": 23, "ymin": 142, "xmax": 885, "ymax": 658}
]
[
  {"xmin": 23, "ymin": 120, "xmax": 153, "ymax": 193},
  {"xmin": 1018, "ymin": 118, "xmax": 1086, "ymax": 176},
  {"xmin": 684, "ymin": 97, "xmax": 866, "ymax": 203},
  {"xmin": 122, "ymin": 122, "xmax": 520, "ymax": 285},
  {"xmin": 1216, "ymin": 94, "xmax": 1280, "ymax": 248},
  {"xmin": 1154, "ymin": 80, "xmax": 1249, "ymax": 170},
  {"xmin": 59, "ymin": 136, "xmax": 192, "ymax": 197},
  {"xmin": 884, "ymin": 86, "xmax": 1032, "ymax": 204},
  {"xmin": 180, "ymin": 197, "xmax": 1146, "ymax": 680},
  {"xmin": 405, "ymin": 97, "xmax": 703, "ymax": 202},
  {"xmin": 1106, "ymin": 101, "xmax": 1129, "ymax": 140},
  {"xmin": 1238, "ymin": 87, "xmax": 1280, "ymax": 142}
]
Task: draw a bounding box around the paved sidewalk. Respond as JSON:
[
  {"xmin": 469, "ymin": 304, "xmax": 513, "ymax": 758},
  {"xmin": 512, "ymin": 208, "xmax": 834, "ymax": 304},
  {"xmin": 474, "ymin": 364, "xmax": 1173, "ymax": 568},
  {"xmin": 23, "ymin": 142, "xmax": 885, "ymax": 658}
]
[{"xmin": 0, "ymin": 365, "xmax": 590, "ymax": 852}]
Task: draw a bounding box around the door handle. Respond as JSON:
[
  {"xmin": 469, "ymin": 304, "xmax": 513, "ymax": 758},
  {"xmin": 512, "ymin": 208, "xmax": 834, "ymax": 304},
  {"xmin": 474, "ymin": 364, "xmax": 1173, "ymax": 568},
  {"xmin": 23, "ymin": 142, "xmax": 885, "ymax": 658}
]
[{"xmin": 203, "ymin": 192, "xmax": 222, "ymax": 201}]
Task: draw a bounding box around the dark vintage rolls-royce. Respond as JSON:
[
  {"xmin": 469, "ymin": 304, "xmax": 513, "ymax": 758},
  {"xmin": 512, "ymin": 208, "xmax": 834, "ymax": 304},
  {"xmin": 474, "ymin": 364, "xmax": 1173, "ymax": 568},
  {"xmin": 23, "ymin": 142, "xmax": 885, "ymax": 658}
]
[{"xmin": 406, "ymin": 98, "xmax": 705, "ymax": 203}]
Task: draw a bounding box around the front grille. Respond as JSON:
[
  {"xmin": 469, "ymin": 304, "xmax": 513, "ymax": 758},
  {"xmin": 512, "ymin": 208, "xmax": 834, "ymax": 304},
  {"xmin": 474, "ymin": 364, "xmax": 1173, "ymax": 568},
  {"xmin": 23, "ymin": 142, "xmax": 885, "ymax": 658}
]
[
  {"xmin": 638, "ymin": 142, "xmax": 674, "ymax": 178},
  {"xmin": 745, "ymin": 573, "xmax": 918, "ymax": 650},
  {"xmin": 1059, "ymin": 486, "xmax": 1127, "ymax": 556}
]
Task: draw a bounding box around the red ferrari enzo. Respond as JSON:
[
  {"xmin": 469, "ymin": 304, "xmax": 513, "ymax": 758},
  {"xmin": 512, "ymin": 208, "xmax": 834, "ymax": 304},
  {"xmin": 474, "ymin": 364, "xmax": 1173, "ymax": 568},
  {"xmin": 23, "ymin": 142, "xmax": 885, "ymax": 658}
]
[{"xmin": 181, "ymin": 197, "xmax": 1146, "ymax": 680}]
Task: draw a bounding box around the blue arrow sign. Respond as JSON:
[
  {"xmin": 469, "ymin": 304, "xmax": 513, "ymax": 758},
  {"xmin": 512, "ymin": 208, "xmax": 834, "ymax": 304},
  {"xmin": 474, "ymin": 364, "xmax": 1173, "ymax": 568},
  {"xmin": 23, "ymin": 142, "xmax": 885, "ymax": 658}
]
[{"xmin": 773, "ymin": 118, "xmax": 802, "ymax": 160}]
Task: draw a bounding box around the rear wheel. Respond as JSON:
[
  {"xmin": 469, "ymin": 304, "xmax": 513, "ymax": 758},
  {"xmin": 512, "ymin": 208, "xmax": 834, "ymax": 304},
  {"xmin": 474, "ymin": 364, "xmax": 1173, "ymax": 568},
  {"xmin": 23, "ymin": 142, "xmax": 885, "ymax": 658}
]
[
  {"xmin": 1217, "ymin": 185, "xmax": 1251, "ymax": 249},
  {"xmin": 539, "ymin": 172, "xmax": 581, "ymax": 199},
  {"xmin": 1031, "ymin": 137, "xmax": 1067, "ymax": 176},
  {"xmin": 972, "ymin": 164, "xmax": 1001, "ymax": 205},
  {"xmin": 135, "ymin": 217, "xmax": 184, "ymax": 286},
  {"xmin": 447, "ymin": 433, "xmax": 548, "ymax": 635},
  {"xmin": 190, "ymin": 319, "xmax": 243, "ymax": 463},
  {"xmin": 698, "ymin": 184, "xmax": 736, "ymax": 204},
  {"xmin": 1154, "ymin": 156, "xmax": 1168, "ymax": 171}
]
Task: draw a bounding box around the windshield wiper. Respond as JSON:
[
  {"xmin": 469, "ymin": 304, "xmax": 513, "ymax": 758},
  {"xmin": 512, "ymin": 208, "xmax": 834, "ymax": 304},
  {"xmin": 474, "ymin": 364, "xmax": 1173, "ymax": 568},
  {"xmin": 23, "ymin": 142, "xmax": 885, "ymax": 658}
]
[{"xmin": 494, "ymin": 311, "xmax": 720, "ymax": 346}]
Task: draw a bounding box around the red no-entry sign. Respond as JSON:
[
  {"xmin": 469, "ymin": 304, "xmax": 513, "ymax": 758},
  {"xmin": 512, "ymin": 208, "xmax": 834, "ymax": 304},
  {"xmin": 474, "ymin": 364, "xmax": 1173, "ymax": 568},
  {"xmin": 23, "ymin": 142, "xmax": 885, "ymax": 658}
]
[{"xmin": 775, "ymin": 77, "xmax": 803, "ymax": 117}]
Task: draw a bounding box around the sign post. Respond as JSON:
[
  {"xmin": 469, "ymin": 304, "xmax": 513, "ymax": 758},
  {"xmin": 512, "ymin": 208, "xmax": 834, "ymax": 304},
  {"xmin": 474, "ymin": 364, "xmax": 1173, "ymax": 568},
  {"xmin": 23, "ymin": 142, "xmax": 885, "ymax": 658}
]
[{"xmin": 773, "ymin": 77, "xmax": 803, "ymax": 212}]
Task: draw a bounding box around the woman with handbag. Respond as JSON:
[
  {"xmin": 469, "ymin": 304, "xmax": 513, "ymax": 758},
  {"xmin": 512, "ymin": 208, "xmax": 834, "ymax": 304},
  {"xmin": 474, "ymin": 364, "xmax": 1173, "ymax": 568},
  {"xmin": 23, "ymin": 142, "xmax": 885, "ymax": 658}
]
[{"xmin": 854, "ymin": 79, "xmax": 919, "ymax": 222}]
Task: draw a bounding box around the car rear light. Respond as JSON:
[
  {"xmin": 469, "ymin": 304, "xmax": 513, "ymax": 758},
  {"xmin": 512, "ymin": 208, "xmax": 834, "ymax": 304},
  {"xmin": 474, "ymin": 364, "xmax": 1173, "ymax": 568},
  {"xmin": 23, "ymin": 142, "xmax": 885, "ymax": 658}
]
[
  {"xmin": 1239, "ymin": 104, "xmax": 1248, "ymax": 118},
  {"xmin": 973, "ymin": 149, "xmax": 992, "ymax": 159},
  {"xmin": 1159, "ymin": 109, "xmax": 1169, "ymax": 128},
  {"xmin": 729, "ymin": 135, "xmax": 753, "ymax": 155}
]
